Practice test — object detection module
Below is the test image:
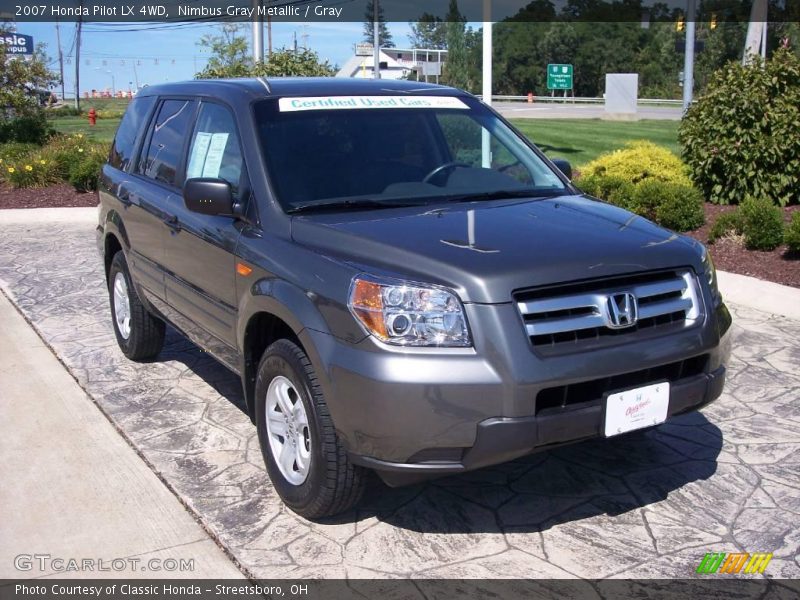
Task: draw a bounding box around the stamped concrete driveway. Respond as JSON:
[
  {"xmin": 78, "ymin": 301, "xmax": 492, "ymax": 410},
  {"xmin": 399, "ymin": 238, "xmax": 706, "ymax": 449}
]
[{"xmin": 1, "ymin": 213, "xmax": 799, "ymax": 580}]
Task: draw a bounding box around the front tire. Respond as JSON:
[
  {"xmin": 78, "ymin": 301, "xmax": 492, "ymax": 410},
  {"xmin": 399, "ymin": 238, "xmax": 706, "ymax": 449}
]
[
  {"xmin": 256, "ymin": 339, "xmax": 365, "ymax": 519},
  {"xmin": 108, "ymin": 251, "xmax": 165, "ymax": 361}
]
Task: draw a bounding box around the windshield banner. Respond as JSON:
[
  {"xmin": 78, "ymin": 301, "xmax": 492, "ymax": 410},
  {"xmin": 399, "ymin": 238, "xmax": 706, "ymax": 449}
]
[{"xmin": 278, "ymin": 96, "xmax": 469, "ymax": 112}]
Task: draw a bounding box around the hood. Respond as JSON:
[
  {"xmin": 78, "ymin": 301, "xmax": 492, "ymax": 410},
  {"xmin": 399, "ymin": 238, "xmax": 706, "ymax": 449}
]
[{"xmin": 291, "ymin": 195, "xmax": 705, "ymax": 304}]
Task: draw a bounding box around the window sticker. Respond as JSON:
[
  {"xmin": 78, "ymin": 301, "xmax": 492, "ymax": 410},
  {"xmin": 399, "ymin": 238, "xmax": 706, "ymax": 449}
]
[
  {"xmin": 186, "ymin": 132, "xmax": 229, "ymax": 179},
  {"xmin": 278, "ymin": 96, "xmax": 469, "ymax": 113},
  {"xmin": 202, "ymin": 133, "xmax": 229, "ymax": 178},
  {"xmin": 186, "ymin": 132, "xmax": 212, "ymax": 179}
]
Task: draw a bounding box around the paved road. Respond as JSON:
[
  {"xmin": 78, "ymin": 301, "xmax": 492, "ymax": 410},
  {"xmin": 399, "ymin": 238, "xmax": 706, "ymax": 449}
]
[
  {"xmin": 0, "ymin": 213, "xmax": 798, "ymax": 582},
  {"xmin": 493, "ymin": 102, "xmax": 683, "ymax": 120}
]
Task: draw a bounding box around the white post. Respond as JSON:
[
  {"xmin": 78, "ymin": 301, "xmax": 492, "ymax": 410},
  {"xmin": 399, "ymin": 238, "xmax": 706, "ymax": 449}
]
[
  {"xmin": 682, "ymin": 0, "xmax": 696, "ymax": 112},
  {"xmin": 373, "ymin": 0, "xmax": 381, "ymax": 79},
  {"xmin": 252, "ymin": 0, "xmax": 263, "ymax": 63},
  {"xmin": 744, "ymin": 0, "xmax": 768, "ymax": 64},
  {"xmin": 481, "ymin": 0, "xmax": 493, "ymax": 168}
]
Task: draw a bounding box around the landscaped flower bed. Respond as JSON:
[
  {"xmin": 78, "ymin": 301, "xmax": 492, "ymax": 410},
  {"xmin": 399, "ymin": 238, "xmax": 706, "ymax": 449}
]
[{"xmin": 0, "ymin": 133, "xmax": 107, "ymax": 192}]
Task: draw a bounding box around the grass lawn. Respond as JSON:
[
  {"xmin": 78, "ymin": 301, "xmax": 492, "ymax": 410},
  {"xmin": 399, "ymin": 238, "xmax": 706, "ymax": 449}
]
[
  {"xmin": 510, "ymin": 119, "xmax": 681, "ymax": 167},
  {"xmin": 50, "ymin": 116, "xmax": 119, "ymax": 142},
  {"xmin": 49, "ymin": 115, "xmax": 681, "ymax": 165}
]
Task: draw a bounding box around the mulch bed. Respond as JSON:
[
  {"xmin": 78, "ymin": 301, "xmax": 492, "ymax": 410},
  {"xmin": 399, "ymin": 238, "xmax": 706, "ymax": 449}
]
[
  {"xmin": 0, "ymin": 182, "xmax": 98, "ymax": 209},
  {"xmin": 686, "ymin": 203, "xmax": 800, "ymax": 289},
  {"xmin": 0, "ymin": 182, "xmax": 797, "ymax": 287}
]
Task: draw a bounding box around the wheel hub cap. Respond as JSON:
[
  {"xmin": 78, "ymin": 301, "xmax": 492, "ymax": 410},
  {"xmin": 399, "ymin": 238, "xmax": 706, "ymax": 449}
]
[
  {"xmin": 113, "ymin": 272, "xmax": 131, "ymax": 340},
  {"xmin": 265, "ymin": 376, "xmax": 311, "ymax": 485}
]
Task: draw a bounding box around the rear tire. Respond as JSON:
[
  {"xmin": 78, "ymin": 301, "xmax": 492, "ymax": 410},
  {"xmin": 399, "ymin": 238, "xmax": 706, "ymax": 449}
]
[
  {"xmin": 108, "ymin": 251, "xmax": 165, "ymax": 361},
  {"xmin": 256, "ymin": 339, "xmax": 365, "ymax": 519}
]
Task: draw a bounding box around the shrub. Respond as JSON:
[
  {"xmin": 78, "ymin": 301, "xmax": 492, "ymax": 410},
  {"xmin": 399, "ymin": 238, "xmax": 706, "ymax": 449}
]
[
  {"xmin": 67, "ymin": 151, "xmax": 105, "ymax": 192},
  {"xmin": 0, "ymin": 113, "xmax": 54, "ymax": 145},
  {"xmin": 680, "ymin": 48, "xmax": 800, "ymax": 206},
  {"xmin": 578, "ymin": 173, "xmax": 704, "ymax": 233},
  {"xmin": 577, "ymin": 173, "xmax": 636, "ymax": 211},
  {"xmin": 708, "ymin": 198, "xmax": 785, "ymax": 250},
  {"xmin": 653, "ymin": 185, "xmax": 705, "ymax": 232},
  {"xmin": 630, "ymin": 180, "xmax": 705, "ymax": 232},
  {"xmin": 785, "ymin": 213, "xmax": 800, "ymax": 253},
  {"xmin": 95, "ymin": 109, "xmax": 126, "ymax": 120},
  {"xmin": 708, "ymin": 211, "xmax": 745, "ymax": 243},
  {"xmin": 0, "ymin": 133, "xmax": 108, "ymax": 190},
  {"xmin": 40, "ymin": 134, "xmax": 107, "ymax": 182},
  {"xmin": 3, "ymin": 157, "xmax": 61, "ymax": 188},
  {"xmin": 0, "ymin": 142, "xmax": 39, "ymax": 162},
  {"xmin": 47, "ymin": 105, "xmax": 83, "ymax": 117},
  {"xmin": 580, "ymin": 140, "xmax": 691, "ymax": 187},
  {"xmin": 739, "ymin": 196, "xmax": 785, "ymax": 250}
]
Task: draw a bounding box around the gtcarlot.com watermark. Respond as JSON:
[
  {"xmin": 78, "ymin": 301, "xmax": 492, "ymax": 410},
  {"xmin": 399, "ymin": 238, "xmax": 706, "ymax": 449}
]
[{"xmin": 14, "ymin": 553, "xmax": 195, "ymax": 573}]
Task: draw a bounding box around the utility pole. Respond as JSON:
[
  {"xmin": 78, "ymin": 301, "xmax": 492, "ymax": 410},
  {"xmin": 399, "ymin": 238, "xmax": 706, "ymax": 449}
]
[
  {"xmin": 252, "ymin": 0, "xmax": 263, "ymax": 63},
  {"xmin": 481, "ymin": 0, "xmax": 492, "ymax": 167},
  {"xmin": 267, "ymin": 10, "xmax": 272, "ymax": 57},
  {"xmin": 74, "ymin": 13, "xmax": 82, "ymax": 111},
  {"xmin": 482, "ymin": 0, "xmax": 492, "ymax": 107},
  {"xmin": 744, "ymin": 0, "xmax": 768, "ymax": 64},
  {"xmin": 55, "ymin": 18, "xmax": 65, "ymax": 100},
  {"xmin": 372, "ymin": 0, "xmax": 380, "ymax": 79},
  {"xmin": 681, "ymin": 0, "xmax": 696, "ymax": 112},
  {"xmin": 301, "ymin": 24, "xmax": 309, "ymax": 50}
]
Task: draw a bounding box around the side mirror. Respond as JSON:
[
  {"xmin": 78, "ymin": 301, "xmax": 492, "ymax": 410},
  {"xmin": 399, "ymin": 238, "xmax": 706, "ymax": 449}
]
[
  {"xmin": 551, "ymin": 158, "xmax": 572, "ymax": 180},
  {"xmin": 183, "ymin": 178, "xmax": 234, "ymax": 217}
]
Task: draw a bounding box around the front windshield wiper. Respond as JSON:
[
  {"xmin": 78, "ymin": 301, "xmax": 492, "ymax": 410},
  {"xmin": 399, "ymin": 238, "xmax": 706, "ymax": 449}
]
[
  {"xmin": 287, "ymin": 198, "xmax": 425, "ymax": 214},
  {"xmin": 441, "ymin": 189, "xmax": 563, "ymax": 204}
]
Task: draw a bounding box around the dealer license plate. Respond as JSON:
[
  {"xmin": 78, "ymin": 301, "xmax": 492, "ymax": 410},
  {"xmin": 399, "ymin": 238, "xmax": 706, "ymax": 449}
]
[{"xmin": 604, "ymin": 382, "xmax": 670, "ymax": 437}]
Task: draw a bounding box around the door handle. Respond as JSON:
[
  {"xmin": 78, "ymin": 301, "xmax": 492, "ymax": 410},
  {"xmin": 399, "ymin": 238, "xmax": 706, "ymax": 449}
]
[{"xmin": 163, "ymin": 214, "xmax": 181, "ymax": 232}]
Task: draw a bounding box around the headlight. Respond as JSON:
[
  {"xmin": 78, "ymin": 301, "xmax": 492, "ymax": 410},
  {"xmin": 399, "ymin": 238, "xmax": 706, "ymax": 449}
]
[
  {"xmin": 348, "ymin": 276, "xmax": 471, "ymax": 347},
  {"xmin": 701, "ymin": 245, "xmax": 721, "ymax": 302}
]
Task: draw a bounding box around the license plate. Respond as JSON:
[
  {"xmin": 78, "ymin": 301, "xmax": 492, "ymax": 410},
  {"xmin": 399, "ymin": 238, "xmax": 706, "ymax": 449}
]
[{"xmin": 604, "ymin": 382, "xmax": 670, "ymax": 437}]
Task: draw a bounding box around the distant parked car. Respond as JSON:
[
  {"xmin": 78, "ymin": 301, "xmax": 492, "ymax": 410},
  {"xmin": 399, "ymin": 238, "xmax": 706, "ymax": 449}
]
[{"xmin": 97, "ymin": 78, "xmax": 732, "ymax": 518}]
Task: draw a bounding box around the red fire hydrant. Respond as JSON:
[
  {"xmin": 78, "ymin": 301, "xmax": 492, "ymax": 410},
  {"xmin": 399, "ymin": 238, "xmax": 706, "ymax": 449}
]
[
  {"xmin": 528, "ymin": 92, "xmax": 534, "ymax": 104},
  {"xmin": 88, "ymin": 108, "xmax": 97, "ymax": 126}
]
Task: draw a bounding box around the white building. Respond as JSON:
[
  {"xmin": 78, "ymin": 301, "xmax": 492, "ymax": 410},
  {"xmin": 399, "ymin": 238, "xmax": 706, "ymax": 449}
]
[{"xmin": 336, "ymin": 45, "xmax": 448, "ymax": 82}]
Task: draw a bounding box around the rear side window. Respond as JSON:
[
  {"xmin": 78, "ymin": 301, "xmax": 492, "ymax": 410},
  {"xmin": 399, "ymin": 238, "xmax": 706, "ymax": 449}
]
[
  {"xmin": 139, "ymin": 99, "xmax": 196, "ymax": 187},
  {"xmin": 108, "ymin": 96, "xmax": 155, "ymax": 170}
]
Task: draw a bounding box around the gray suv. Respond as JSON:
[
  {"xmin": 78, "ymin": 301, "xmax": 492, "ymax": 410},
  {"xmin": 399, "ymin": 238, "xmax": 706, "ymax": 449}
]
[{"xmin": 97, "ymin": 78, "xmax": 732, "ymax": 518}]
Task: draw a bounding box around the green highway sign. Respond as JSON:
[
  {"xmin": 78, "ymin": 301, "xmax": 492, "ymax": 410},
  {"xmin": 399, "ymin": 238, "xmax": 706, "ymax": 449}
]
[{"xmin": 547, "ymin": 64, "xmax": 574, "ymax": 90}]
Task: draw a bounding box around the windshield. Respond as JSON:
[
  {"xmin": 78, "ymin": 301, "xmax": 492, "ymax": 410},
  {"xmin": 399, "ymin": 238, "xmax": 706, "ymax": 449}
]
[{"xmin": 254, "ymin": 95, "xmax": 567, "ymax": 213}]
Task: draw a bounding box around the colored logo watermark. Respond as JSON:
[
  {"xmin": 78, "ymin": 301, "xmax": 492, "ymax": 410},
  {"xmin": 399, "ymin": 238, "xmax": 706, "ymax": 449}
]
[{"xmin": 696, "ymin": 552, "xmax": 773, "ymax": 574}]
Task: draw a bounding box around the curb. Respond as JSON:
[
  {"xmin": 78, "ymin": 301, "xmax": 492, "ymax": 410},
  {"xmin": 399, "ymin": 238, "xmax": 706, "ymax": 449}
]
[
  {"xmin": 717, "ymin": 270, "xmax": 800, "ymax": 321},
  {"xmin": 0, "ymin": 206, "xmax": 96, "ymax": 224}
]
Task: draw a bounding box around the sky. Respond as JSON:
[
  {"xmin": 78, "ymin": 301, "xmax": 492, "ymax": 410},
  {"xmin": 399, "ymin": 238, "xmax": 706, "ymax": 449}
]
[{"xmin": 17, "ymin": 20, "xmax": 416, "ymax": 96}]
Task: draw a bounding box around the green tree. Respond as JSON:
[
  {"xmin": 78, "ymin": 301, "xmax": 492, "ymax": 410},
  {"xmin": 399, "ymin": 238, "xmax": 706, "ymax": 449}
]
[
  {"xmin": 195, "ymin": 23, "xmax": 251, "ymax": 78},
  {"xmin": 252, "ymin": 49, "xmax": 336, "ymax": 77},
  {"xmin": 363, "ymin": 1, "xmax": 394, "ymax": 48},
  {"xmin": 442, "ymin": 0, "xmax": 470, "ymax": 90},
  {"xmin": 0, "ymin": 41, "xmax": 57, "ymax": 144},
  {"xmin": 408, "ymin": 13, "xmax": 446, "ymax": 49},
  {"xmin": 0, "ymin": 43, "xmax": 56, "ymax": 114}
]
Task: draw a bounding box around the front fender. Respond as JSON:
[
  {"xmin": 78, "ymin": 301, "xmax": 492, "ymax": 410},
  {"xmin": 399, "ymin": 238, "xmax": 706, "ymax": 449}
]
[{"xmin": 237, "ymin": 277, "xmax": 348, "ymax": 423}]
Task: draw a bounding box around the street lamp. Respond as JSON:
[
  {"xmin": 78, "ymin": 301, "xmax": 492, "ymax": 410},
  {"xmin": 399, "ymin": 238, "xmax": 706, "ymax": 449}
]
[{"xmin": 95, "ymin": 67, "xmax": 115, "ymax": 96}]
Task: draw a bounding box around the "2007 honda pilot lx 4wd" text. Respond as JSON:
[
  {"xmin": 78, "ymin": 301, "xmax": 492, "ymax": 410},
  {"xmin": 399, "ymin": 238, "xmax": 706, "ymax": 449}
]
[{"xmin": 97, "ymin": 78, "xmax": 732, "ymax": 518}]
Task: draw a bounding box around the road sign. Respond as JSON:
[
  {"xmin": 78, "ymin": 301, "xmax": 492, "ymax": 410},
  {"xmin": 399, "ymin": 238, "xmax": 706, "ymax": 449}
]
[
  {"xmin": 547, "ymin": 64, "xmax": 573, "ymax": 90},
  {"xmin": 0, "ymin": 33, "xmax": 34, "ymax": 55}
]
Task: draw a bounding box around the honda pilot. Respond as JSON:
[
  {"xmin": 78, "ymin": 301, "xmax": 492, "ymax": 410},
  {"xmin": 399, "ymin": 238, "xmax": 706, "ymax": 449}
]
[{"xmin": 97, "ymin": 78, "xmax": 732, "ymax": 518}]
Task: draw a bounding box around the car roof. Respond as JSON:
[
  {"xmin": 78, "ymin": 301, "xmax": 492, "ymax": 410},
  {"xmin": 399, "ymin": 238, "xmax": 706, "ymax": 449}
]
[{"xmin": 136, "ymin": 78, "xmax": 469, "ymax": 101}]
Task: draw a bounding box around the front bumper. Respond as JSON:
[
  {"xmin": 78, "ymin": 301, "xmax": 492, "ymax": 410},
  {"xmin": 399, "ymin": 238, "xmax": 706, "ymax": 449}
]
[
  {"xmin": 350, "ymin": 365, "xmax": 726, "ymax": 486},
  {"xmin": 303, "ymin": 301, "xmax": 732, "ymax": 487}
]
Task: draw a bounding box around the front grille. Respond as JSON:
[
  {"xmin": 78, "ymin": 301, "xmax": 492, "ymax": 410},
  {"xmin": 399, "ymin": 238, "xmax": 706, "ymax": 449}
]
[
  {"xmin": 536, "ymin": 354, "xmax": 709, "ymax": 415},
  {"xmin": 515, "ymin": 270, "xmax": 701, "ymax": 353}
]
